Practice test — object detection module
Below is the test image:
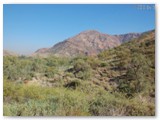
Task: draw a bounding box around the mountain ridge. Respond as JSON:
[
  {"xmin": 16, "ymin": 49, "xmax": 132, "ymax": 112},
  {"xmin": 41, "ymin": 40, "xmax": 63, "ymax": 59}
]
[
  {"xmin": 33, "ymin": 30, "xmax": 145, "ymax": 57},
  {"xmin": 3, "ymin": 50, "xmax": 18, "ymax": 56}
]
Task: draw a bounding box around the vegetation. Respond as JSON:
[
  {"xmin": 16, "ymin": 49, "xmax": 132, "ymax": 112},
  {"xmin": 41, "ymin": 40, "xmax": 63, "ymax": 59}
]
[{"xmin": 3, "ymin": 31, "xmax": 155, "ymax": 116}]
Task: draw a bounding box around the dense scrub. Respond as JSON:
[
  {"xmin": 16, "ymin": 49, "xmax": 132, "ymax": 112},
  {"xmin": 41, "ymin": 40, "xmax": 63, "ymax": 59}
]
[{"xmin": 3, "ymin": 31, "xmax": 155, "ymax": 116}]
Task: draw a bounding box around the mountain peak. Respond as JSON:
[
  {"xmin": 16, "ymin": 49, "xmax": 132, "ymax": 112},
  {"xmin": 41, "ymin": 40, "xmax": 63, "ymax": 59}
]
[
  {"xmin": 33, "ymin": 30, "xmax": 144, "ymax": 57},
  {"xmin": 79, "ymin": 30, "xmax": 101, "ymax": 35}
]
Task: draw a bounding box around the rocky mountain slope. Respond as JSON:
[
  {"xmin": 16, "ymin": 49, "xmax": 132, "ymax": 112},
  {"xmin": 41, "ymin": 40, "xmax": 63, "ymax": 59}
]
[
  {"xmin": 33, "ymin": 30, "xmax": 142, "ymax": 57},
  {"xmin": 114, "ymin": 33, "xmax": 141, "ymax": 43}
]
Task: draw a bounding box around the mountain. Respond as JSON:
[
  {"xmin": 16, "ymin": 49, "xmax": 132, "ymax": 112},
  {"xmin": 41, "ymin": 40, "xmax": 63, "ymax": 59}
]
[
  {"xmin": 33, "ymin": 30, "xmax": 142, "ymax": 57},
  {"xmin": 32, "ymin": 48, "xmax": 50, "ymax": 57},
  {"xmin": 3, "ymin": 50, "xmax": 18, "ymax": 56},
  {"xmin": 114, "ymin": 33, "xmax": 141, "ymax": 43}
]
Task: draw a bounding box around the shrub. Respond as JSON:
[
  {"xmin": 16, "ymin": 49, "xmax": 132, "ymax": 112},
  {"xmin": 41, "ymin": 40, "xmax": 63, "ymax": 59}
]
[
  {"xmin": 89, "ymin": 91, "xmax": 155, "ymax": 116},
  {"xmin": 3, "ymin": 81, "xmax": 90, "ymax": 116},
  {"xmin": 54, "ymin": 90, "xmax": 90, "ymax": 116},
  {"xmin": 100, "ymin": 62, "xmax": 108, "ymax": 67},
  {"xmin": 4, "ymin": 99, "xmax": 58, "ymax": 116},
  {"xmin": 44, "ymin": 66, "xmax": 57, "ymax": 78},
  {"xmin": 73, "ymin": 59, "xmax": 92, "ymax": 80},
  {"xmin": 64, "ymin": 80, "xmax": 81, "ymax": 89},
  {"xmin": 86, "ymin": 57, "xmax": 100, "ymax": 69}
]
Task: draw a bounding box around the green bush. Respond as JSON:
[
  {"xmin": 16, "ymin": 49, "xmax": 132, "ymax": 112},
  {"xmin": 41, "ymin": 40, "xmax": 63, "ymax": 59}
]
[
  {"xmin": 73, "ymin": 59, "xmax": 92, "ymax": 80},
  {"xmin": 89, "ymin": 92, "xmax": 155, "ymax": 116},
  {"xmin": 44, "ymin": 66, "xmax": 57, "ymax": 78},
  {"xmin": 4, "ymin": 99, "xmax": 58, "ymax": 116},
  {"xmin": 3, "ymin": 81, "xmax": 90, "ymax": 116}
]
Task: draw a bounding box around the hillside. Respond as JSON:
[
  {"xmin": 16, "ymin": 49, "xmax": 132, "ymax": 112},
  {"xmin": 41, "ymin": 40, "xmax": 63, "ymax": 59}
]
[
  {"xmin": 3, "ymin": 50, "xmax": 18, "ymax": 56},
  {"xmin": 114, "ymin": 32, "xmax": 141, "ymax": 43},
  {"xmin": 3, "ymin": 30, "xmax": 155, "ymax": 116},
  {"xmin": 33, "ymin": 30, "xmax": 141, "ymax": 57}
]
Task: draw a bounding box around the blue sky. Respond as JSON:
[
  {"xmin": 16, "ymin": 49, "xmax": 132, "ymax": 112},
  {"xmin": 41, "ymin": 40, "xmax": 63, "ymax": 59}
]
[{"xmin": 3, "ymin": 4, "xmax": 155, "ymax": 55}]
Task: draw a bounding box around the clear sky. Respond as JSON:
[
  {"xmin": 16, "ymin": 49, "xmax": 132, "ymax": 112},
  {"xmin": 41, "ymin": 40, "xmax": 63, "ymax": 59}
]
[{"xmin": 3, "ymin": 4, "xmax": 155, "ymax": 55}]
